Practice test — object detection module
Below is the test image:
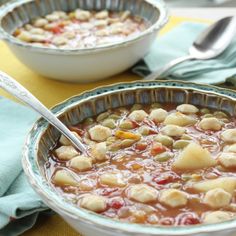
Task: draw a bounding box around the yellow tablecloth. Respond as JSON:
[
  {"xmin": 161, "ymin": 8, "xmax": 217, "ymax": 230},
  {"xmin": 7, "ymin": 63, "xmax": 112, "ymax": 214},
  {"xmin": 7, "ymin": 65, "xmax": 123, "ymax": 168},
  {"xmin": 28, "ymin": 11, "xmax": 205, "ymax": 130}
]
[{"xmin": 0, "ymin": 16, "xmax": 211, "ymax": 235}]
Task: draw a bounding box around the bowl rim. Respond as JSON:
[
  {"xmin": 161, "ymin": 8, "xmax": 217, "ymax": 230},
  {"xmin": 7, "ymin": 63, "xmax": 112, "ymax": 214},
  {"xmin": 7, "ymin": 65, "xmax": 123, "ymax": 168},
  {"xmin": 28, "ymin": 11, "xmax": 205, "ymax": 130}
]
[
  {"xmin": 0, "ymin": 0, "xmax": 168, "ymax": 55},
  {"xmin": 22, "ymin": 80, "xmax": 236, "ymax": 235}
]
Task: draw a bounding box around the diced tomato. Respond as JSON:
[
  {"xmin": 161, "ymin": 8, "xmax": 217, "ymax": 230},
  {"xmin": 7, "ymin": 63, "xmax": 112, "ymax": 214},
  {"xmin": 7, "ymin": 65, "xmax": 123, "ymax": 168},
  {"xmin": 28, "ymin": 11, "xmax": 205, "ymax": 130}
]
[
  {"xmin": 177, "ymin": 213, "xmax": 200, "ymax": 225},
  {"xmin": 131, "ymin": 120, "xmax": 139, "ymax": 128},
  {"xmin": 135, "ymin": 142, "xmax": 147, "ymax": 151},
  {"xmin": 153, "ymin": 178, "xmax": 169, "ymax": 185},
  {"xmin": 110, "ymin": 200, "xmax": 124, "ymax": 209},
  {"xmin": 148, "ymin": 129, "xmax": 157, "ymax": 135},
  {"xmin": 58, "ymin": 22, "xmax": 66, "ymax": 27},
  {"xmin": 153, "ymin": 172, "xmax": 180, "ymax": 185},
  {"xmin": 72, "ymin": 19, "xmax": 80, "ymax": 23},
  {"xmin": 151, "ymin": 144, "xmax": 166, "ymax": 155},
  {"xmin": 51, "ymin": 26, "xmax": 63, "ymax": 34}
]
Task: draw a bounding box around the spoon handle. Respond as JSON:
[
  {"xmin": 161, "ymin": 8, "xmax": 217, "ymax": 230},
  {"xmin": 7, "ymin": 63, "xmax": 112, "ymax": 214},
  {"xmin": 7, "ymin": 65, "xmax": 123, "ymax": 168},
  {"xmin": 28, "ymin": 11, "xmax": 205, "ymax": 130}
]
[
  {"xmin": 0, "ymin": 71, "xmax": 87, "ymax": 153},
  {"xmin": 143, "ymin": 55, "xmax": 195, "ymax": 80}
]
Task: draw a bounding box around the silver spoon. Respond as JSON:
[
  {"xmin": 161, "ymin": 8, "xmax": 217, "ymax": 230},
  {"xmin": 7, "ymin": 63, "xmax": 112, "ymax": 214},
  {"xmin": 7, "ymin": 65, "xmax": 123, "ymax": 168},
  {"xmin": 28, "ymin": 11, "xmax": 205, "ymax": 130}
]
[
  {"xmin": 0, "ymin": 71, "xmax": 87, "ymax": 153},
  {"xmin": 144, "ymin": 16, "xmax": 236, "ymax": 80}
]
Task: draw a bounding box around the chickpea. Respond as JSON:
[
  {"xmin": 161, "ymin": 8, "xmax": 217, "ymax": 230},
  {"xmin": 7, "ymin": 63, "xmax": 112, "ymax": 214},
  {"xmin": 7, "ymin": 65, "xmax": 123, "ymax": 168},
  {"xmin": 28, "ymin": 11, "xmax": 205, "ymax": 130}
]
[
  {"xmin": 119, "ymin": 120, "xmax": 134, "ymax": 130},
  {"xmin": 199, "ymin": 117, "xmax": 222, "ymax": 131},
  {"xmin": 95, "ymin": 10, "xmax": 109, "ymax": 19},
  {"xmin": 16, "ymin": 31, "xmax": 33, "ymax": 42},
  {"xmin": 97, "ymin": 112, "xmax": 110, "ymax": 122},
  {"xmin": 46, "ymin": 14, "xmax": 60, "ymax": 22},
  {"xmin": 161, "ymin": 125, "xmax": 185, "ymax": 137},
  {"xmin": 102, "ymin": 119, "xmax": 116, "ymax": 129},
  {"xmin": 173, "ymin": 140, "xmax": 191, "ymax": 149},
  {"xmin": 154, "ymin": 152, "xmax": 173, "ymax": 162},
  {"xmin": 34, "ymin": 18, "xmax": 48, "ymax": 27},
  {"xmin": 52, "ymin": 36, "xmax": 68, "ymax": 46},
  {"xmin": 75, "ymin": 9, "xmax": 91, "ymax": 21},
  {"xmin": 154, "ymin": 134, "xmax": 173, "ymax": 147},
  {"xmin": 176, "ymin": 104, "xmax": 199, "ymax": 114},
  {"xmin": 131, "ymin": 104, "xmax": 143, "ymax": 111}
]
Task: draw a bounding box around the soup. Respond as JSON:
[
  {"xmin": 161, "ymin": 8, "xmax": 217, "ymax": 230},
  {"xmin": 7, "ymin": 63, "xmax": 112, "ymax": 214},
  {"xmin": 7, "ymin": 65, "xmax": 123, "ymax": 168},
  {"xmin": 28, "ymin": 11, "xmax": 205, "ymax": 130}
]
[
  {"xmin": 45, "ymin": 103, "xmax": 236, "ymax": 226},
  {"xmin": 13, "ymin": 9, "xmax": 149, "ymax": 49}
]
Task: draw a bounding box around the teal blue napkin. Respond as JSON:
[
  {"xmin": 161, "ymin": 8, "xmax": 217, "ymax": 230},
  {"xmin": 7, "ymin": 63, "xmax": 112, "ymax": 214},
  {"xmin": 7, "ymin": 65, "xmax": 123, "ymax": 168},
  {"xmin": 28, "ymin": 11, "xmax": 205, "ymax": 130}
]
[
  {"xmin": 0, "ymin": 97, "xmax": 48, "ymax": 236},
  {"xmin": 133, "ymin": 22, "xmax": 236, "ymax": 85}
]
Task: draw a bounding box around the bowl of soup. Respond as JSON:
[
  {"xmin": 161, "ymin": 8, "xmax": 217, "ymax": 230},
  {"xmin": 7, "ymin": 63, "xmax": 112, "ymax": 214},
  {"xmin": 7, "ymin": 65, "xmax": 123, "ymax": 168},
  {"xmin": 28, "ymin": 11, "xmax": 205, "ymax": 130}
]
[
  {"xmin": 0, "ymin": 0, "xmax": 168, "ymax": 82},
  {"xmin": 22, "ymin": 80, "xmax": 236, "ymax": 236}
]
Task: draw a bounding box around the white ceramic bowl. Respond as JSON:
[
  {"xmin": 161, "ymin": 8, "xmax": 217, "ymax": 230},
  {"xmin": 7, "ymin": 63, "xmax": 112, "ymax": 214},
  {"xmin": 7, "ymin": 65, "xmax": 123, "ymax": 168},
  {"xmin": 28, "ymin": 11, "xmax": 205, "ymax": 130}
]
[
  {"xmin": 22, "ymin": 80, "xmax": 236, "ymax": 236},
  {"xmin": 0, "ymin": 0, "xmax": 168, "ymax": 83}
]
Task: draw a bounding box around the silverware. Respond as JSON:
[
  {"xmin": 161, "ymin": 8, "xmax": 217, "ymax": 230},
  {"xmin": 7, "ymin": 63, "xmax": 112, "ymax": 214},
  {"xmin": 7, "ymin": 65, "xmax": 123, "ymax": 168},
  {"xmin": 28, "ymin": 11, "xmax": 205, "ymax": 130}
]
[
  {"xmin": 0, "ymin": 71, "xmax": 87, "ymax": 153},
  {"xmin": 144, "ymin": 16, "xmax": 236, "ymax": 80}
]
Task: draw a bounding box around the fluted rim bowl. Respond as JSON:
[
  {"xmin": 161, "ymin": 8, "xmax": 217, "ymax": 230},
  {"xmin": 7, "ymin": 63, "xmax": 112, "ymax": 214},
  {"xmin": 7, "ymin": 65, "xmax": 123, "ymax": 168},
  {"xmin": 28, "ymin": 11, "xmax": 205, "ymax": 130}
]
[
  {"xmin": 0, "ymin": 0, "xmax": 168, "ymax": 54},
  {"xmin": 22, "ymin": 80, "xmax": 236, "ymax": 236}
]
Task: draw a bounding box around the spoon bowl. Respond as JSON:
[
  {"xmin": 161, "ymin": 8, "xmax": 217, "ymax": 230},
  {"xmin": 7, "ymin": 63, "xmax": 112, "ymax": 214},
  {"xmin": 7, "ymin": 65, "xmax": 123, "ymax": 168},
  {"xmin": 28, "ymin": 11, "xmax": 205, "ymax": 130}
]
[{"xmin": 144, "ymin": 16, "xmax": 236, "ymax": 80}]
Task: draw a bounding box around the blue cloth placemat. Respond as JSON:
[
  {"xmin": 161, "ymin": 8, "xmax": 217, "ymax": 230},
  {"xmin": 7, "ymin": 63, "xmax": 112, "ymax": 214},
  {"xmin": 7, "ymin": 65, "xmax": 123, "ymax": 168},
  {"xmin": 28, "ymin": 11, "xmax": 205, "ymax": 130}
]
[
  {"xmin": 133, "ymin": 22, "xmax": 236, "ymax": 85},
  {"xmin": 0, "ymin": 97, "xmax": 48, "ymax": 236}
]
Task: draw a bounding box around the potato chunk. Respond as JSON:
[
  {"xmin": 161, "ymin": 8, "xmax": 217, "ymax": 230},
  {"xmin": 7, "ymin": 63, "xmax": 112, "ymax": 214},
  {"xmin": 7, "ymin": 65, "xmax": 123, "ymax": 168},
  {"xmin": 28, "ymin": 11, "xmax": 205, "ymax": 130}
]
[
  {"xmin": 176, "ymin": 104, "xmax": 199, "ymax": 114},
  {"xmin": 69, "ymin": 155, "xmax": 92, "ymax": 171},
  {"xmin": 91, "ymin": 142, "xmax": 107, "ymax": 161},
  {"xmin": 89, "ymin": 125, "xmax": 112, "ymax": 141},
  {"xmin": 55, "ymin": 145, "xmax": 79, "ymax": 161},
  {"xmin": 59, "ymin": 131, "xmax": 81, "ymax": 146},
  {"xmin": 159, "ymin": 189, "xmax": 188, "ymax": 208},
  {"xmin": 221, "ymin": 129, "xmax": 236, "ymax": 143},
  {"xmin": 128, "ymin": 110, "xmax": 148, "ymax": 122},
  {"xmin": 128, "ymin": 184, "xmax": 158, "ymax": 203},
  {"xmin": 80, "ymin": 194, "xmax": 107, "ymax": 212},
  {"xmin": 52, "ymin": 169, "xmax": 77, "ymax": 186},
  {"xmin": 173, "ymin": 143, "xmax": 216, "ymax": 170},
  {"xmin": 203, "ymin": 188, "xmax": 232, "ymax": 208},
  {"xmin": 161, "ymin": 125, "xmax": 185, "ymax": 137},
  {"xmin": 193, "ymin": 177, "xmax": 236, "ymax": 194},
  {"xmin": 164, "ymin": 112, "xmax": 197, "ymax": 126},
  {"xmin": 203, "ymin": 211, "xmax": 234, "ymax": 224},
  {"xmin": 100, "ymin": 172, "xmax": 126, "ymax": 187},
  {"xmin": 199, "ymin": 117, "xmax": 222, "ymax": 131},
  {"xmin": 149, "ymin": 108, "xmax": 168, "ymax": 123},
  {"xmin": 219, "ymin": 152, "xmax": 236, "ymax": 168}
]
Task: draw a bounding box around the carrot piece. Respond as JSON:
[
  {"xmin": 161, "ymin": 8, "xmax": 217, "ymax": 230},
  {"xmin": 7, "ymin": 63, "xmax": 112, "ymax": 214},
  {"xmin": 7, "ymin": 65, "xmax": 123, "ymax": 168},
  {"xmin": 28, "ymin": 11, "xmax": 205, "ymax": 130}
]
[
  {"xmin": 51, "ymin": 26, "xmax": 63, "ymax": 34},
  {"xmin": 115, "ymin": 130, "xmax": 141, "ymax": 141},
  {"xmin": 151, "ymin": 143, "xmax": 166, "ymax": 155}
]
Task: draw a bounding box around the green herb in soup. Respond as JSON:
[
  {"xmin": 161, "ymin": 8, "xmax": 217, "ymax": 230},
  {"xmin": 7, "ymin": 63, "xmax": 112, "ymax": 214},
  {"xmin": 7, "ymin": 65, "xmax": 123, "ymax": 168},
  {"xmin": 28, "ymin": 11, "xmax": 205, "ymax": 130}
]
[{"xmin": 45, "ymin": 103, "xmax": 236, "ymax": 226}]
